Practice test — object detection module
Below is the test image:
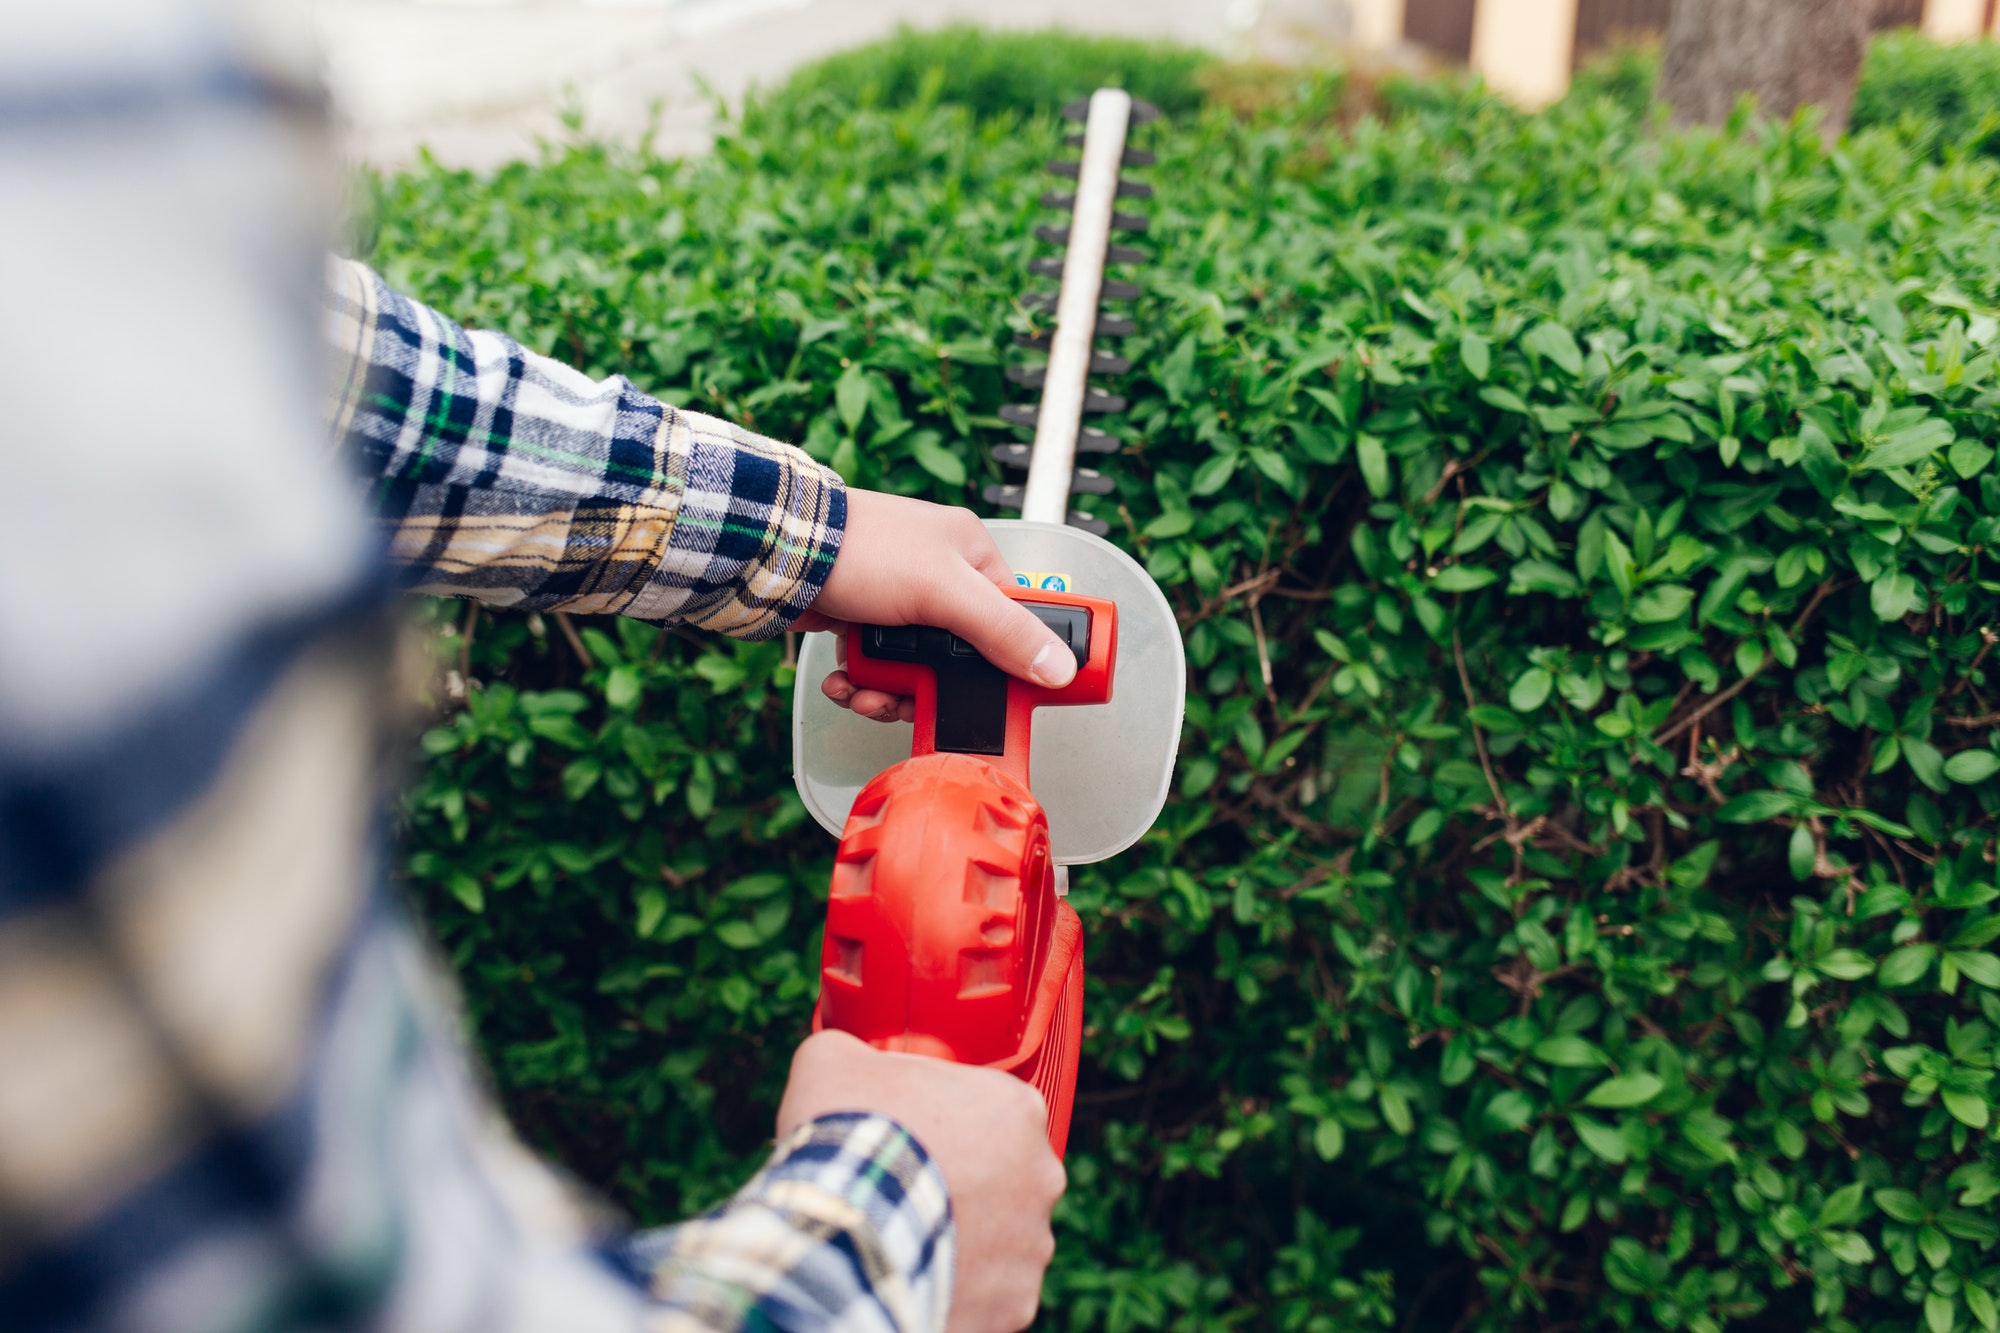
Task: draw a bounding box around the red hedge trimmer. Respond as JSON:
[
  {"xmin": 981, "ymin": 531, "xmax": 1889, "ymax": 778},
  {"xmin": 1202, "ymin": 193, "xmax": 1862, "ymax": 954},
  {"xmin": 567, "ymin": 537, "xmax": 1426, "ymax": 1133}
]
[{"xmin": 792, "ymin": 89, "xmax": 1186, "ymax": 1156}]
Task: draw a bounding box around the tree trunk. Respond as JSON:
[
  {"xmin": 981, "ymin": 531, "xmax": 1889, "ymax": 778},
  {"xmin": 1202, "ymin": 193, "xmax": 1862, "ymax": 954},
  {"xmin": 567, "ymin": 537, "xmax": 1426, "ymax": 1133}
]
[{"xmin": 1659, "ymin": 0, "xmax": 1872, "ymax": 136}]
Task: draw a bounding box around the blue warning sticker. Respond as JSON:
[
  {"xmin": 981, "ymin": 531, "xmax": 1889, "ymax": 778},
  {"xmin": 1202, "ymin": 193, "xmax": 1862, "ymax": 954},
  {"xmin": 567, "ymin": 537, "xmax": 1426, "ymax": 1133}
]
[{"xmin": 1013, "ymin": 570, "xmax": 1071, "ymax": 593}]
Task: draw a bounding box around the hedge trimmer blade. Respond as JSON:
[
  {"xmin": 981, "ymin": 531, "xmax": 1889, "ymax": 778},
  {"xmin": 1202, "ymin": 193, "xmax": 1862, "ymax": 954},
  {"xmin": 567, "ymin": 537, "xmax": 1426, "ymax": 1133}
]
[
  {"xmin": 984, "ymin": 88, "xmax": 1158, "ymax": 536},
  {"xmin": 791, "ymin": 89, "xmax": 1184, "ymax": 1161}
]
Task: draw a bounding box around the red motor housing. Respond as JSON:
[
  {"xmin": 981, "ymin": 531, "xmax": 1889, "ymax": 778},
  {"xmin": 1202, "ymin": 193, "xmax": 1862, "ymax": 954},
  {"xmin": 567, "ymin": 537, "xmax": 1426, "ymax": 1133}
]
[{"xmin": 811, "ymin": 587, "xmax": 1117, "ymax": 1157}]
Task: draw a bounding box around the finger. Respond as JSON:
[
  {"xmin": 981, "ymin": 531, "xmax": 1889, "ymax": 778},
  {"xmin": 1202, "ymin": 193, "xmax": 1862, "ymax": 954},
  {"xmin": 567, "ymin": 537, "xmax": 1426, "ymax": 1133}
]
[
  {"xmin": 927, "ymin": 567, "xmax": 1076, "ymax": 688},
  {"xmin": 847, "ymin": 688, "xmax": 908, "ymax": 722},
  {"xmin": 822, "ymin": 670, "xmax": 858, "ymax": 707}
]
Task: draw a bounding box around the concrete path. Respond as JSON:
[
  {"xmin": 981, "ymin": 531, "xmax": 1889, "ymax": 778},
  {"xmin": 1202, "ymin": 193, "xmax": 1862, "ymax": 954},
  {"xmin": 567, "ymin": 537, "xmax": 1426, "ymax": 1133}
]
[{"xmin": 312, "ymin": 0, "xmax": 1277, "ymax": 171}]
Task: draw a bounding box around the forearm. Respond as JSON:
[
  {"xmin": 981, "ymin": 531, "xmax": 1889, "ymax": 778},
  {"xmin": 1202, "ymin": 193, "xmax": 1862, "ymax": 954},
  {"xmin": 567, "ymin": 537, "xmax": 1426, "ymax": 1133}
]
[{"xmin": 324, "ymin": 257, "xmax": 845, "ymax": 639}]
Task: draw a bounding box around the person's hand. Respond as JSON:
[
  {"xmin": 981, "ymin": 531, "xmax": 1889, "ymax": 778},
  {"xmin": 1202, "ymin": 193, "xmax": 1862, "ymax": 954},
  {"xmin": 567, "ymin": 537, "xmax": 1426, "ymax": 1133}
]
[
  {"xmin": 777, "ymin": 1030, "xmax": 1064, "ymax": 1333},
  {"xmin": 792, "ymin": 490, "xmax": 1076, "ymax": 724}
]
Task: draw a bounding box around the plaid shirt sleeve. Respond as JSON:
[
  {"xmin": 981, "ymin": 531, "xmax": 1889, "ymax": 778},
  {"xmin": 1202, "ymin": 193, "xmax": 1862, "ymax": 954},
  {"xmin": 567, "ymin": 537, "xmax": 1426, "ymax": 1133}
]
[
  {"xmin": 323, "ymin": 257, "xmax": 845, "ymax": 640},
  {"xmin": 2, "ymin": 11, "xmax": 965, "ymax": 1327}
]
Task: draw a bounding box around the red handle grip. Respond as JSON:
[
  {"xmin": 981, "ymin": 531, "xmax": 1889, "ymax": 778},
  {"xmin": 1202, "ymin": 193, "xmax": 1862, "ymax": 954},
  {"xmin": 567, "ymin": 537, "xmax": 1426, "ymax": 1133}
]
[{"xmin": 812, "ymin": 587, "xmax": 1118, "ymax": 1157}]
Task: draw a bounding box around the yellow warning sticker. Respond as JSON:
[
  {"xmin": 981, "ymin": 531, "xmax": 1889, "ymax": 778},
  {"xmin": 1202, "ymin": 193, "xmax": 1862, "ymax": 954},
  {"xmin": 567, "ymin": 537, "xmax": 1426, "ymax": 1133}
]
[{"xmin": 1013, "ymin": 570, "xmax": 1073, "ymax": 593}]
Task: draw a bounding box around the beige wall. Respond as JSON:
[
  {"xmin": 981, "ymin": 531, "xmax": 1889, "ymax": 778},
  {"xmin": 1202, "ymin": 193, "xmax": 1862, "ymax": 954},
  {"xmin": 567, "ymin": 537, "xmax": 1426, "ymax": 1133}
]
[
  {"xmin": 1348, "ymin": 0, "xmax": 1405, "ymax": 49},
  {"xmin": 1925, "ymin": 0, "xmax": 1989, "ymax": 40},
  {"xmin": 1469, "ymin": 0, "xmax": 1578, "ymax": 108}
]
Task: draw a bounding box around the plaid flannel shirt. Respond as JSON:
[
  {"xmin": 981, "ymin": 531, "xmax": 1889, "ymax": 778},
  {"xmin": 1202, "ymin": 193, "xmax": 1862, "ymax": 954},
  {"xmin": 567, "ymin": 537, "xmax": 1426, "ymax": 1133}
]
[{"xmin": 0, "ymin": 5, "xmax": 953, "ymax": 1330}]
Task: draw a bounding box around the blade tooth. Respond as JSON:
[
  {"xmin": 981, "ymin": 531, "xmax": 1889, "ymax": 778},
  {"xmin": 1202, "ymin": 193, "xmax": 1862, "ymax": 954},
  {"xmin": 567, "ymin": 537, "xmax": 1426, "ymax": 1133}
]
[
  {"xmin": 1112, "ymin": 212, "xmax": 1149, "ymax": 232},
  {"xmin": 1083, "ymin": 388, "xmax": 1126, "ymax": 414},
  {"xmin": 1077, "ymin": 427, "xmax": 1121, "ymax": 452},
  {"xmin": 1106, "ymin": 244, "xmax": 1147, "ymax": 265},
  {"xmin": 1116, "ymin": 180, "xmax": 1153, "ymax": 199},
  {"xmin": 1123, "ymin": 148, "xmax": 1156, "ymax": 166},
  {"xmin": 991, "ymin": 443, "xmax": 1032, "ymax": 468},
  {"xmin": 1070, "ymin": 469, "xmax": 1115, "ymax": 495},
  {"xmin": 1018, "ymin": 293, "xmax": 1135, "ymax": 324},
  {"xmin": 1028, "ymin": 256, "xmax": 1066, "ymax": 277},
  {"xmin": 1034, "ymin": 224, "xmax": 1070, "ymax": 244},
  {"xmin": 1014, "ymin": 331, "xmax": 1052, "ymax": 351},
  {"xmin": 999, "ymin": 403, "xmax": 1039, "ymax": 426},
  {"xmin": 1040, "ymin": 190, "xmax": 1077, "ymax": 209},
  {"xmin": 1060, "ymin": 98, "xmax": 1091, "ymax": 121},
  {"xmin": 1065, "ymin": 132, "xmax": 1086, "ymax": 147},
  {"xmin": 1067, "ymin": 511, "xmax": 1111, "ymax": 536},
  {"xmin": 1130, "ymin": 99, "xmax": 1162, "ymax": 124},
  {"xmin": 1006, "ymin": 365, "xmax": 1048, "ymax": 388},
  {"xmin": 984, "ymin": 484, "xmax": 1025, "ymax": 510},
  {"xmin": 1047, "ymin": 160, "xmax": 1080, "ymax": 178},
  {"xmin": 1091, "ymin": 352, "xmax": 1130, "ymax": 374}
]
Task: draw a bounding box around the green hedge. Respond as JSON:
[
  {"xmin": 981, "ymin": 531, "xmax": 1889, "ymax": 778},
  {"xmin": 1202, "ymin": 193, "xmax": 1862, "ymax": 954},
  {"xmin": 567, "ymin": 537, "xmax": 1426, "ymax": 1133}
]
[
  {"xmin": 1569, "ymin": 29, "xmax": 2000, "ymax": 157},
  {"xmin": 370, "ymin": 49, "xmax": 2000, "ymax": 1333},
  {"xmin": 768, "ymin": 23, "xmax": 1213, "ymax": 121},
  {"xmin": 1851, "ymin": 30, "xmax": 2000, "ymax": 157}
]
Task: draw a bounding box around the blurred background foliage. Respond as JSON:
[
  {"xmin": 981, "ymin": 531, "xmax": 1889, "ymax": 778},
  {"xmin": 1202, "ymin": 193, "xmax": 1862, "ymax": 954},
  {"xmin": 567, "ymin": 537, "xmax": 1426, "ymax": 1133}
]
[{"xmin": 363, "ymin": 25, "xmax": 2000, "ymax": 1333}]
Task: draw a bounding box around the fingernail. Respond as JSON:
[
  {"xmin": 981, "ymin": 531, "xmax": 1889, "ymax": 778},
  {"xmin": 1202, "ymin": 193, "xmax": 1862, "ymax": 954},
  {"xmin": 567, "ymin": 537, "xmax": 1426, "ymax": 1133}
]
[{"xmin": 1030, "ymin": 641, "xmax": 1076, "ymax": 688}]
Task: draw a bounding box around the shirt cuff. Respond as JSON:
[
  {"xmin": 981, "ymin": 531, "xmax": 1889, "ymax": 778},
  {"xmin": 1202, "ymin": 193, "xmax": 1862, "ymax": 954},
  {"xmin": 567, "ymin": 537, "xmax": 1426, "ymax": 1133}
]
[
  {"xmin": 623, "ymin": 407, "xmax": 847, "ymax": 641},
  {"xmin": 627, "ymin": 1112, "xmax": 954, "ymax": 1333}
]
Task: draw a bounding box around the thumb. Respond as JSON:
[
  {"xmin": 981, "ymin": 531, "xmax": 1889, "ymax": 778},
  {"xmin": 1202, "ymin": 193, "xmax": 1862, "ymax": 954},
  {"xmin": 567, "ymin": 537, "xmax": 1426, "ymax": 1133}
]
[{"xmin": 929, "ymin": 569, "xmax": 1078, "ymax": 689}]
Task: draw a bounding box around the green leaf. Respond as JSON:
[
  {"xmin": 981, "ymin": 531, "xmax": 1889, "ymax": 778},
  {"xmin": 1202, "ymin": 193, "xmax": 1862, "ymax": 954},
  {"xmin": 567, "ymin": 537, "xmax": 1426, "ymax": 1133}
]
[
  {"xmin": 1949, "ymin": 438, "xmax": 1996, "ymax": 480},
  {"xmin": 1822, "ymin": 1230, "xmax": 1875, "ymax": 1266},
  {"xmin": 1357, "ymin": 433, "xmax": 1391, "ymax": 499},
  {"xmin": 1879, "ymin": 943, "xmax": 1938, "ymax": 988},
  {"xmin": 1630, "ymin": 584, "xmax": 1695, "ymax": 623},
  {"xmin": 1532, "ymin": 1034, "xmax": 1605, "ymax": 1067},
  {"xmin": 1576, "ymin": 511, "xmax": 1607, "ymax": 583},
  {"xmin": 1379, "ymin": 1084, "xmax": 1415, "ymax": 1135},
  {"xmin": 1433, "ymin": 565, "xmax": 1498, "ymax": 592},
  {"xmin": 1716, "ymin": 791, "xmax": 1797, "ymax": 823},
  {"xmin": 835, "ymin": 362, "xmax": 871, "ymax": 432},
  {"xmin": 604, "ymin": 665, "xmax": 642, "ymax": 710},
  {"xmin": 1509, "ymin": 667, "xmax": 1554, "ymax": 713},
  {"xmin": 1871, "ymin": 570, "xmax": 1925, "ymax": 622},
  {"xmin": 1523, "ymin": 321, "xmax": 1585, "ymax": 377},
  {"xmin": 1603, "ymin": 528, "xmax": 1635, "ymax": 599},
  {"xmin": 907, "ymin": 430, "xmax": 967, "ymax": 486},
  {"xmin": 1862, "ymin": 417, "xmax": 1953, "ymax": 472},
  {"xmin": 1907, "ymin": 737, "xmax": 1949, "ymax": 793},
  {"xmin": 1583, "ymin": 1072, "xmax": 1664, "ymax": 1108},
  {"xmin": 1927, "ymin": 1292, "xmax": 1956, "ymax": 1333},
  {"xmin": 447, "ymin": 872, "xmax": 484, "ymax": 913},
  {"xmin": 1788, "ymin": 822, "xmax": 1816, "ymax": 880},
  {"xmin": 1876, "ymin": 1188, "xmax": 1925, "ymax": 1224},
  {"xmin": 1817, "ymin": 1180, "xmax": 1868, "ymax": 1228},
  {"xmin": 635, "ymin": 888, "xmax": 667, "ymax": 938},
  {"xmin": 1313, "ymin": 1117, "xmax": 1346, "ymax": 1161},
  {"xmin": 713, "ymin": 920, "xmax": 762, "ymax": 949},
  {"xmin": 1460, "ymin": 330, "xmax": 1491, "ymax": 380},
  {"xmin": 1485, "ymin": 1088, "xmax": 1536, "ymax": 1130},
  {"xmin": 1969, "ymin": 1283, "xmax": 1999, "ymax": 1333},
  {"xmin": 1817, "ymin": 949, "xmax": 1875, "ymax": 981},
  {"xmin": 1249, "ymin": 447, "xmax": 1294, "ymax": 488},
  {"xmin": 1160, "ymin": 335, "xmax": 1198, "ymax": 404},
  {"xmin": 1571, "ymin": 1113, "xmax": 1629, "ymax": 1162},
  {"xmin": 1953, "ymin": 951, "xmax": 2000, "ymax": 988},
  {"xmin": 1945, "ymin": 750, "xmax": 2000, "ymax": 785},
  {"xmin": 1735, "ymin": 637, "xmax": 1765, "ymax": 678},
  {"xmin": 1190, "ymin": 452, "xmax": 1239, "ymax": 497},
  {"xmin": 724, "ymin": 872, "xmax": 789, "ymax": 900}
]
